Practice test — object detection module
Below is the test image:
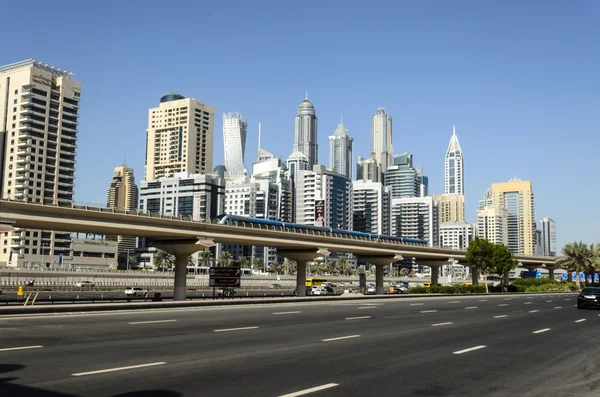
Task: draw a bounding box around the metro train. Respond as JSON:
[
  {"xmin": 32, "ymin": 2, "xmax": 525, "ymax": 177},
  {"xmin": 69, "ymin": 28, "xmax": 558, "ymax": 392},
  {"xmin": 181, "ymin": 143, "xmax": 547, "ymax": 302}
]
[{"xmin": 216, "ymin": 214, "xmax": 428, "ymax": 246}]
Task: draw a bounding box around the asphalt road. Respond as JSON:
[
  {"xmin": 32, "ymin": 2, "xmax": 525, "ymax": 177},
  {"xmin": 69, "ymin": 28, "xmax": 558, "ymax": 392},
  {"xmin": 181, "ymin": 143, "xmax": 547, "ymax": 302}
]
[{"xmin": 0, "ymin": 293, "xmax": 596, "ymax": 397}]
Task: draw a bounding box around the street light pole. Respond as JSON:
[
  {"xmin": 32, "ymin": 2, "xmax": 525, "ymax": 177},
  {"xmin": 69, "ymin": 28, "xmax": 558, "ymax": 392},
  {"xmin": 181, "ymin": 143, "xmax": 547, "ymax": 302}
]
[{"xmin": 126, "ymin": 249, "xmax": 130, "ymax": 271}]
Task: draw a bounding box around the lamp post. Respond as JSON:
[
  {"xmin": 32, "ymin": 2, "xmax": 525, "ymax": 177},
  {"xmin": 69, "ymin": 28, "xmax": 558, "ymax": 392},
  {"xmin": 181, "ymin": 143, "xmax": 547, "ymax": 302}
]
[{"xmin": 40, "ymin": 242, "xmax": 48, "ymax": 269}]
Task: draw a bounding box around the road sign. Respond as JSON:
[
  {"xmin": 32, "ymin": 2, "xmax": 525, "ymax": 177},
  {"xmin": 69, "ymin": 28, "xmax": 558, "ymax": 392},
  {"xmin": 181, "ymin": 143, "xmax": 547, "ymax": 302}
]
[
  {"xmin": 209, "ymin": 278, "xmax": 241, "ymax": 288},
  {"xmin": 209, "ymin": 267, "xmax": 241, "ymax": 278}
]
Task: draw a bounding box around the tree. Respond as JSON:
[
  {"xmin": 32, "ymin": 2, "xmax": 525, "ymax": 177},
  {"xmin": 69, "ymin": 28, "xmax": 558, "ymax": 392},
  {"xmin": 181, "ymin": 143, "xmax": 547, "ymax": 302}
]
[
  {"xmin": 283, "ymin": 258, "xmax": 297, "ymax": 275},
  {"xmin": 465, "ymin": 237, "xmax": 495, "ymax": 285},
  {"xmin": 488, "ymin": 243, "xmax": 518, "ymax": 287},
  {"xmin": 399, "ymin": 267, "xmax": 409, "ymax": 277},
  {"xmin": 198, "ymin": 250, "xmax": 213, "ymax": 268},
  {"xmin": 356, "ymin": 265, "xmax": 366, "ymax": 275},
  {"xmin": 239, "ymin": 256, "xmax": 251, "ymax": 269},
  {"xmin": 252, "ymin": 257, "xmax": 264, "ymax": 272},
  {"xmin": 326, "ymin": 260, "xmax": 338, "ymax": 275},
  {"xmin": 269, "ymin": 261, "xmax": 283, "ymax": 275},
  {"xmin": 556, "ymin": 242, "xmax": 593, "ymax": 290},
  {"xmin": 153, "ymin": 250, "xmax": 174, "ymax": 272},
  {"xmin": 311, "ymin": 261, "xmax": 326, "ymax": 275},
  {"xmin": 217, "ymin": 251, "xmax": 234, "ymax": 267},
  {"xmin": 337, "ymin": 257, "xmax": 352, "ymax": 276},
  {"xmin": 128, "ymin": 255, "xmax": 137, "ymax": 270}
]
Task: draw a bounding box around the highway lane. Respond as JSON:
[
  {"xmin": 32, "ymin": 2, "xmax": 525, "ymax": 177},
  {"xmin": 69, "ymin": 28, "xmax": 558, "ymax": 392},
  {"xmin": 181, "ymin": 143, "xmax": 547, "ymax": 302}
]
[{"xmin": 1, "ymin": 293, "xmax": 596, "ymax": 396}]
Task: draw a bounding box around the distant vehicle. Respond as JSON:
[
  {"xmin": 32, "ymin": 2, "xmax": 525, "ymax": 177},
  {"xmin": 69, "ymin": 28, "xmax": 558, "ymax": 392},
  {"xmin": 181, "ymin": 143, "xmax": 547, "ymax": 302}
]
[
  {"xmin": 306, "ymin": 278, "xmax": 327, "ymax": 287},
  {"xmin": 422, "ymin": 282, "xmax": 431, "ymax": 288},
  {"xmin": 269, "ymin": 283, "xmax": 282, "ymax": 289},
  {"xmin": 311, "ymin": 286, "xmax": 328, "ymax": 295},
  {"xmin": 217, "ymin": 287, "xmax": 236, "ymax": 297},
  {"xmin": 26, "ymin": 280, "xmax": 35, "ymax": 287},
  {"xmin": 389, "ymin": 285, "xmax": 409, "ymax": 294},
  {"xmin": 125, "ymin": 287, "xmax": 147, "ymax": 296},
  {"xmin": 294, "ymin": 287, "xmax": 313, "ymax": 296},
  {"xmin": 75, "ymin": 281, "xmax": 95, "ymax": 288},
  {"xmin": 577, "ymin": 287, "xmax": 600, "ymax": 309},
  {"xmin": 367, "ymin": 286, "xmax": 376, "ymax": 294}
]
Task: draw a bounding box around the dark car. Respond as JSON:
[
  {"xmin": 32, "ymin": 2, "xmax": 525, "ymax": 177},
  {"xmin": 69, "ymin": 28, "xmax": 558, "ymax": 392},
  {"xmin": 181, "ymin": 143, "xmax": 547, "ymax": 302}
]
[
  {"xmin": 293, "ymin": 287, "xmax": 313, "ymax": 296},
  {"xmin": 217, "ymin": 287, "xmax": 236, "ymax": 297},
  {"xmin": 577, "ymin": 287, "xmax": 600, "ymax": 309}
]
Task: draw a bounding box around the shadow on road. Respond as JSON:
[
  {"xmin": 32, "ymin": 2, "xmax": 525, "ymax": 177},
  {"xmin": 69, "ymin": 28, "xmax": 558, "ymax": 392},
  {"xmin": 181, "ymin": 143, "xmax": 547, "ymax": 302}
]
[{"xmin": 0, "ymin": 364, "xmax": 182, "ymax": 397}]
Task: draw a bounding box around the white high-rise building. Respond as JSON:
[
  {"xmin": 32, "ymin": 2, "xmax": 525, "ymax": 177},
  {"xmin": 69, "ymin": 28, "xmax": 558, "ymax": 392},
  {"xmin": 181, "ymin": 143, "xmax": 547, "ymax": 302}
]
[
  {"xmin": 445, "ymin": 126, "xmax": 464, "ymax": 195},
  {"xmin": 390, "ymin": 197, "xmax": 439, "ymax": 247},
  {"xmin": 371, "ymin": 107, "xmax": 393, "ymax": 172},
  {"xmin": 329, "ymin": 121, "xmax": 353, "ymax": 179},
  {"xmin": 0, "ymin": 59, "xmax": 82, "ymax": 268},
  {"xmin": 539, "ymin": 217, "xmax": 556, "ymax": 256},
  {"xmin": 295, "ymin": 165, "xmax": 353, "ymax": 230},
  {"xmin": 145, "ymin": 93, "xmax": 215, "ymax": 181},
  {"xmin": 439, "ymin": 221, "xmax": 476, "ymax": 250},
  {"xmin": 293, "ymin": 95, "xmax": 318, "ymax": 168},
  {"xmin": 222, "ymin": 112, "xmax": 247, "ymax": 180},
  {"xmin": 477, "ymin": 206, "xmax": 508, "ymax": 246},
  {"xmin": 352, "ymin": 181, "xmax": 390, "ymax": 235}
]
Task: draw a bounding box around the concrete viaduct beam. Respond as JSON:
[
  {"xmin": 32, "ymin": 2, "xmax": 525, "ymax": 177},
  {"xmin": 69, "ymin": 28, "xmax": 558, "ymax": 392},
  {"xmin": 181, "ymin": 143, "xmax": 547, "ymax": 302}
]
[{"xmin": 278, "ymin": 248, "xmax": 330, "ymax": 297}]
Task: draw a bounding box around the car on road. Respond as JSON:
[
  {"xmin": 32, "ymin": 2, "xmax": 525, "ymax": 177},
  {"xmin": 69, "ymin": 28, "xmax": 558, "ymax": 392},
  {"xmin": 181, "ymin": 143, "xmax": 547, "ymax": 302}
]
[
  {"xmin": 311, "ymin": 286, "xmax": 328, "ymax": 295},
  {"xmin": 367, "ymin": 285, "xmax": 376, "ymax": 294},
  {"xmin": 75, "ymin": 280, "xmax": 95, "ymax": 288},
  {"xmin": 269, "ymin": 283, "xmax": 282, "ymax": 289},
  {"xmin": 216, "ymin": 287, "xmax": 236, "ymax": 297},
  {"xmin": 294, "ymin": 287, "xmax": 313, "ymax": 296},
  {"xmin": 125, "ymin": 287, "xmax": 147, "ymax": 296},
  {"xmin": 389, "ymin": 284, "xmax": 409, "ymax": 294},
  {"xmin": 577, "ymin": 287, "xmax": 600, "ymax": 309}
]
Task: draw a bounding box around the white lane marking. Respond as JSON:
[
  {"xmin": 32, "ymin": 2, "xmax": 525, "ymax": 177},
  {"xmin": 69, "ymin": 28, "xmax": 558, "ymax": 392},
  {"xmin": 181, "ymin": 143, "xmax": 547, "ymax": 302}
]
[
  {"xmin": 494, "ymin": 315, "xmax": 507, "ymax": 318},
  {"xmin": 465, "ymin": 306, "xmax": 477, "ymax": 310},
  {"xmin": 213, "ymin": 326, "xmax": 259, "ymax": 333},
  {"xmin": 360, "ymin": 303, "xmax": 382, "ymax": 306},
  {"xmin": 357, "ymin": 306, "xmax": 377, "ymax": 309},
  {"xmin": 72, "ymin": 362, "xmax": 166, "ymax": 377},
  {"xmin": 565, "ymin": 299, "xmax": 571, "ymax": 301},
  {"xmin": 128, "ymin": 320, "xmax": 177, "ymax": 325},
  {"xmin": 546, "ymin": 300, "xmax": 552, "ymax": 302},
  {"xmin": 533, "ymin": 328, "xmax": 551, "ymax": 334},
  {"xmin": 554, "ymin": 306, "xmax": 562, "ymax": 309},
  {"xmin": 529, "ymin": 310, "xmax": 539, "ymax": 313},
  {"xmin": 410, "ymin": 303, "xmax": 424, "ymax": 306},
  {"xmin": 499, "ymin": 304, "xmax": 509, "ymax": 306},
  {"xmin": 448, "ymin": 301, "xmax": 460, "ymax": 303},
  {"xmin": 453, "ymin": 345, "xmax": 487, "ymax": 355},
  {"xmin": 575, "ymin": 319, "xmax": 586, "ymax": 323},
  {"xmin": 524, "ymin": 302, "xmax": 532, "ymax": 305},
  {"xmin": 0, "ymin": 345, "xmax": 43, "ymax": 352},
  {"xmin": 432, "ymin": 322, "xmax": 453, "ymax": 327},
  {"xmin": 278, "ymin": 383, "xmax": 339, "ymax": 397},
  {"xmin": 273, "ymin": 311, "xmax": 302, "ymax": 315},
  {"xmin": 345, "ymin": 316, "xmax": 371, "ymax": 320},
  {"xmin": 478, "ymin": 299, "xmax": 488, "ymax": 302},
  {"xmin": 420, "ymin": 310, "xmax": 438, "ymax": 313},
  {"xmin": 322, "ymin": 335, "xmax": 361, "ymax": 342},
  {"xmin": 503, "ymin": 298, "xmax": 512, "ymax": 301}
]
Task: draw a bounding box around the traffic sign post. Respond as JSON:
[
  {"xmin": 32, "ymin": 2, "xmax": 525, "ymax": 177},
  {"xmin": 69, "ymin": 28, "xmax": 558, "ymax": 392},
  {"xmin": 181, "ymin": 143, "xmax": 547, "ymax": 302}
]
[
  {"xmin": 209, "ymin": 278, "xmax": 241, "ymax": 288},
  {"xmin": 209, "ymin": 267, "xmax": 241, "ymax": 298}
]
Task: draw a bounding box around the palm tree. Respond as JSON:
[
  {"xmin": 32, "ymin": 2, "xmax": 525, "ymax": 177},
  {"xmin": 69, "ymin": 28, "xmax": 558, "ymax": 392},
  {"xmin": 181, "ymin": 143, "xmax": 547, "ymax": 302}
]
[
  {"xmin": 337, "ymin": 257, "xmax": 352, "ymax": 276},
  {"xmin": 198, "ymin": 250, "xmax": 213, "ymax": 268},
  {"xmin": 239, "ymin": 256, "xmax": 251, "ymax": 269},
  {"xmin": 128, "ymin": 256, "xmax": 137, "ymax": 270},
  {"xmin": 217, "ymin": 251, "xmax": 234, "ymax": 267},
  {"xmin": 311, "ymin": 261, "xmax": 326, "ymax": 275},
  {"xmin": 556, "ymin": 242, "xmax": 593, "ymax": 290},
  {"xmin": 252, "ymin": 257, "xmax": 264, "ymax": 273},
  {"xmin": 153, "ymin": 250, "xmax": 174, "ymax": 272},
  {"xmin": 283, "ymin": 258, "xmax": 297, "ymax": 275},
  {"xmin": 269, "ymin": 261, "xmax": 283, "ymax": 275},
  {"xmin": 356, "ymin": 265, "xmax": 366, "ymax": 275},
  {"xmin": 326, "ymin": 259, "xmax": 338, "ymax": 275},
  {"xmin": 399, "ymin": 267, "xmax": 410, "ymax": 277}
]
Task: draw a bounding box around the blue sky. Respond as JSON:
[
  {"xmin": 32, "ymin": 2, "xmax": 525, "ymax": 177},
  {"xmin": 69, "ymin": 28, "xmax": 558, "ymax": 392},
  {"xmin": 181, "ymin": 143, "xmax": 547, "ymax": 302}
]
[{"xmin": 2, "ymin": 1, "xmax": 598, "ymax": 251}]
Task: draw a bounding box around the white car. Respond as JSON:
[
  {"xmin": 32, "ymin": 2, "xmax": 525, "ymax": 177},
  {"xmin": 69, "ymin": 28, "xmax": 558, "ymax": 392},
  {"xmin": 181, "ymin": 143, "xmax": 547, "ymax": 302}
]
[
  {"xmin": 311, "ymin": 286, "xmax": 327, "ymax": 295},
  {"xmin": 75, "ymin": 280, "xmax": 95, "ymax": 287},
  {"xmin": 367, "ymin": 286, "xmax": 376, "ymax": 294},
  {"xmin": 125, "ymin": 287, "xmax": 147, "ymax": 296}
]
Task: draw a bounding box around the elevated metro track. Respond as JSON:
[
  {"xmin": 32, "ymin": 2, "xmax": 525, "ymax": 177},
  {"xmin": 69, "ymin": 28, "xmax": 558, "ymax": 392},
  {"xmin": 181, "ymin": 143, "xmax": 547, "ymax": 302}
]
[{"xmin": 0, "ymin": 199, "xmax": 557, "ymax": 300}]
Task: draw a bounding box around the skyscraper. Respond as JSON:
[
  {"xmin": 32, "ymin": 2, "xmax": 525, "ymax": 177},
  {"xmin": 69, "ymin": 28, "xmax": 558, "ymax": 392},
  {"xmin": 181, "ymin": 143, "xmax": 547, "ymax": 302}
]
[
  {"xmin": 328, "ymin": 121, "xmax": 353, "ymax": 179},
  {"xmin": 293, "ymin": 94, "xmax": 318, "ymax": 168},
  {"xmin": 434, "ymin": 194, "xmax": 465, "ymax": 223},
  {"xmin": 539, "ymin": 217, "xmax": 557, "ymax": 256},
  {"xmin": 489, "ymin": 177, "xmax": 535, "ymax": 255},
  {"xmin": 0, "ymin": 59, "xmax": 82, "ymax": 268},
  {"xmin": 145, "ymin": 93, "xmax": 215, "ymax": 181},
  {"xmin": 352, "ymin": 181, "xmax": 390, "ymax": 235},
  {"xmin": 477, "ymin": 206, "xmax": 509, "ymax": 246},
  {"xmin": 371, "ymin": 107, "xmax": 393, "ymax": 171},
  {"xmin": 106, "ymin": 164, "xmax": 138, "ymax": 254},
  {"xmin": 356, "ymin": 153, "xmax": 381, "ymax": 183},
  {"xmin": 390, "ymin": 197, "xmax": 439, "ymax": 247},
  {"xmin": 445, "ymin": 126, "xmax": 464, "ymax": 195},
  {"xmin": 384, "ymin": 153, "xmax": 427, "ymax": 199},
  {"xmin": 222, "ymin": 112, "xmax": 247, "ymax": 180}
]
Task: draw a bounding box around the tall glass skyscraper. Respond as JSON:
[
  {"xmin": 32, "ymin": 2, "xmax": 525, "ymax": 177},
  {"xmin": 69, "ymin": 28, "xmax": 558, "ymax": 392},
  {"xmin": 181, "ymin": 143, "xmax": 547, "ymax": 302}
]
[
  {"xmin": 222, "ymin": 112, "xmax": 247, "ymax": 180},
  {"xmin": 293, "ymin": 95, "xmax": 318, "ymax": 168},
  {"xmin": 329, "ymin": 122, "xmax": 353, "ymax": 179},
  {"xmin": 371, "ymin": 107, "xmax": 393, "ymax": 172},
  {"xmin": 445, "ymin": 126, "xmax": 464, "ymax": 195}
]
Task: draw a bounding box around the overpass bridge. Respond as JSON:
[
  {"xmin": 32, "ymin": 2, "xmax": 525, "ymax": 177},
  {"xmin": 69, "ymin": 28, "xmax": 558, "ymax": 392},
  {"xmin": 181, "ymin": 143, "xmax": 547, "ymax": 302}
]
[{"xmin": 0, "ymin": 199, "xmax": 557, "ymax": 300}]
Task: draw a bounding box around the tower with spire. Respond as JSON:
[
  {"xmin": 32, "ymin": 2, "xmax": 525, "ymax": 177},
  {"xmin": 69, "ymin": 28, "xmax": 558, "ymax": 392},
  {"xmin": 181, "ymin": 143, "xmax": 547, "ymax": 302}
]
[
  {"xmin": 292, "ymin": 93, "xmax": 318, "ymax": 168},
  {"xmin": 328, "ymin": 116, "xmax": 353, "ymax": 178},
  {"xmin": 445, "ymin": 125, "xmax": 464, "ymax": 195}
]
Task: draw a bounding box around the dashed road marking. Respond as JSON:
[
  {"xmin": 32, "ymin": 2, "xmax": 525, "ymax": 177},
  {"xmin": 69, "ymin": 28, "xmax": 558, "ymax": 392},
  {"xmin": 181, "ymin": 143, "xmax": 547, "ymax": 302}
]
[
  {"xmin": 494, "ymin": 315, "xmax": 507, "ymax": 318},
  {"xmin": 322, "ymin": 335, "xmax": 360, "ymax": 342},
  {"xmin": 575, "ymin": 319, "xmax": 586, "ymax": 323},
  {"xmin": 0, "ymin": 345, "xmax": 43, "ymax": 352},
  {"xmin": 420, "ymin": 310, "xmax": 437, "ymax": 313},
  {"xmin": 214, "ymin": 326, "xmax": 259, "ymax": 333},
  {"xmin": 345, "ymin": 316, "xmax": 371, "ymax": 320},
  {"xmin": 453, "ymin": 345, "xmax": 486, "ymax": 355},
  {"xmin": 72, "ymin": 362, "xmax": 166, "ymax": 377},
  {"xmin": 432, "ymin": 322, "xmax": 453, "ymax": 327},
  {"xmin": 278, "ymin": 383, "xmax": 340, "ymax": 397},
  {"xmin": 533, "ymin": 328, "xmax": 551, "ymax": 334}
]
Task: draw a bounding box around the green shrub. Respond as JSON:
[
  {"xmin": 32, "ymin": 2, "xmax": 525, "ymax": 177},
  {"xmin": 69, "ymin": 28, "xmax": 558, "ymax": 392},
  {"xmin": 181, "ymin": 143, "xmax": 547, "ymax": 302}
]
[
  {"xmin": 408, "ymin": 285, "xmax": 486, "ymax": 294},
  {"xmin": 511, "ymin": 278, "xmax": 559, "ymax": 287},
  {"xmin": 524, "ymin": 282, "xmax": 578, "ymax": 292}
]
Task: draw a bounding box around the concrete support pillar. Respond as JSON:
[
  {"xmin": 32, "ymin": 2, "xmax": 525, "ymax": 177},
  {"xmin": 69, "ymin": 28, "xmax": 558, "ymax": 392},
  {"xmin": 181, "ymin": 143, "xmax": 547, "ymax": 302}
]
[
  {"xmin": 375, "ymin": 265, "xmax": 385, "ymax": 295},
  {"xmin": 174, "ymin": 255, "xmax": 188, "ymax": 301},
  {"xmin": 296, "ymin": 261, "xmax": 307, "ymax": 297},
  {"xmin": 431, "ymin": 266, "xmax": 439, "ymax": 286}
]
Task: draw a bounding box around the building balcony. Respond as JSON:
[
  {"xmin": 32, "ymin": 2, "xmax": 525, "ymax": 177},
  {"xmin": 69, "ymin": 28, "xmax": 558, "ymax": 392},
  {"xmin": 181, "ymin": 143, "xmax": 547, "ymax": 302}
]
[
  {"xmin": 16, "ymin": 156, "xmax": 30, "ymax": 164},
  {"xmin": 10, "ymin": 234, "xmax": 22, "ymax": 240},
  {"xmin": 15, "ymin": 173, "xmax": 27, "ymax": 181}
]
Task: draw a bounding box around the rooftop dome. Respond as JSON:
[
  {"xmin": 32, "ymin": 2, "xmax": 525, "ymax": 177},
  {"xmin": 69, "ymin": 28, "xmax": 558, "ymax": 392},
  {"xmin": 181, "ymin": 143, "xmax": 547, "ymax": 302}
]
[{"xmin": 160, "ymin": 93, "xmax": 186, "ymax": 103}]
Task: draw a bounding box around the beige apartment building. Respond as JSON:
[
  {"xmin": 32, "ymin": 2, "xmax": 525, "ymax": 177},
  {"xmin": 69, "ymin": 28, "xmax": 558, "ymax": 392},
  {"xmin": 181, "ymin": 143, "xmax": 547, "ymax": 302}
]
[
  {"xmin": 145, "ymin": 94, "xmax": 215, "ymax": 181},
  {"xmin": 106, "ymin": 164, "xmax": 138, "ymax": 254},
  {"xmin": 488, "ymin": 177, "xmax": 535, "ymax": 255},
  {"xmin": 433, "ymin": 193, "xmax": 465, "ymax": 223},
  {"xmin": 0, "ymin": 59, "xmax": 82, "ymax": 268},
  {"xmin": 477, "ymin": 205, "xmax": 509, "ymax": 246}
]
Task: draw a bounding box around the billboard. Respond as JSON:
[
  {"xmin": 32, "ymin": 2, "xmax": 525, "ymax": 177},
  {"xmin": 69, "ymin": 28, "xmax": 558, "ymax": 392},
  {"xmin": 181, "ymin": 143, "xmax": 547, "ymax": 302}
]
[
  {"xmin": 314, "ymin": 199, "xmax": 325, "ymax": 227},
  {"xmin": 193, "ymin": 187, "xmax": 204, "ymax": 221}
]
